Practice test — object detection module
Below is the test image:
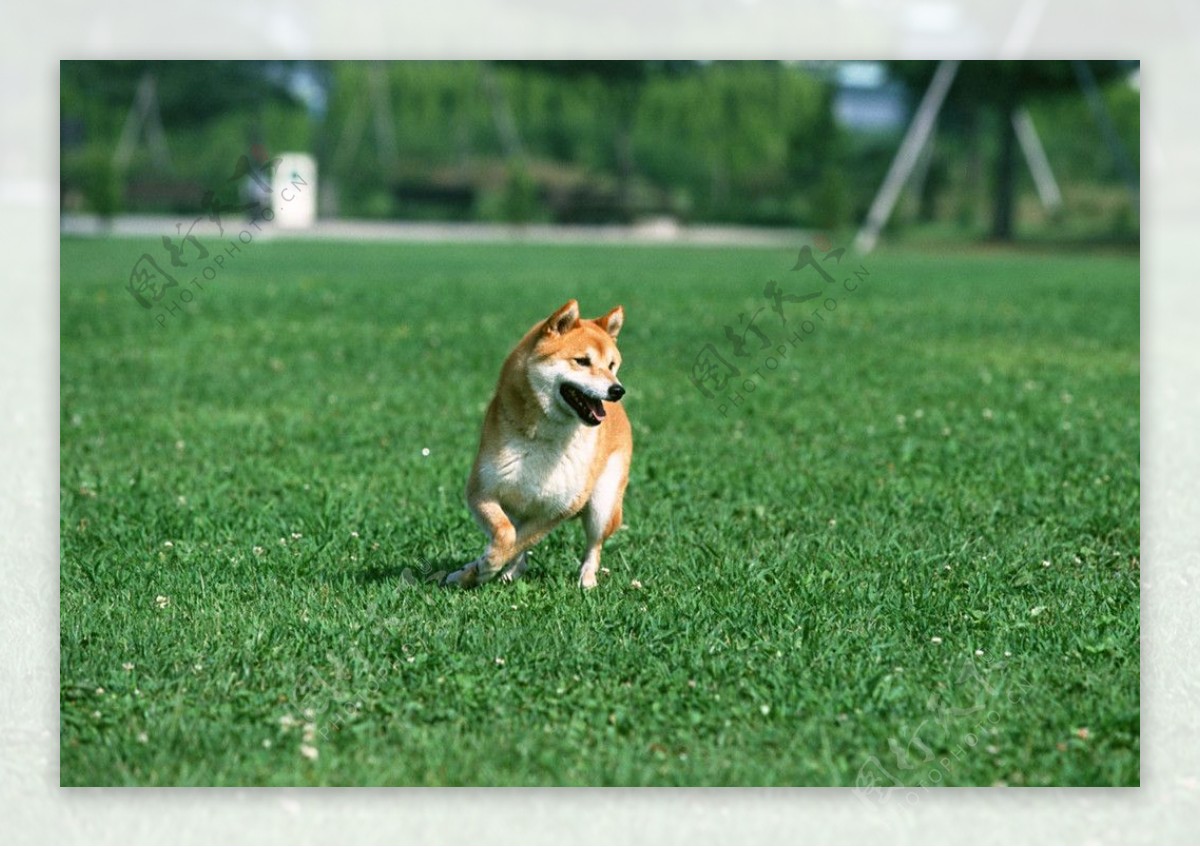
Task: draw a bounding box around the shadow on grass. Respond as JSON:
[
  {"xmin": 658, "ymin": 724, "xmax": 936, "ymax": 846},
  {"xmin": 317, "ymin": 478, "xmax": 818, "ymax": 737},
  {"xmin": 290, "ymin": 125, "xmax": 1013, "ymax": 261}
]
[
  {"xmin": 357, "ymin": 557, "xmax": 463, "ymax": 586},
  {"xmin": 358, "ymin": 556, "xmax": 568, "ymax": 589}
]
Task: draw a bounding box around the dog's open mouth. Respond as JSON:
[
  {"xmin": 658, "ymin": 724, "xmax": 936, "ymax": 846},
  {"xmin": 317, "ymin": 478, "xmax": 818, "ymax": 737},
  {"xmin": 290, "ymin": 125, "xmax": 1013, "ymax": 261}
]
[{"xmin": 560, "ymin": 383, "xmax": 606, "ymax": 426}]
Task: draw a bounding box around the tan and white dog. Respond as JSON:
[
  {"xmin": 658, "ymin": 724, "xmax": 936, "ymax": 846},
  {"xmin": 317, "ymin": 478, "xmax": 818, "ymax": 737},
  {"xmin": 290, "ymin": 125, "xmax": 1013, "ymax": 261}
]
[{"xmin": 444, "ymin": 299, "xmax": 631, "ymax": 589}]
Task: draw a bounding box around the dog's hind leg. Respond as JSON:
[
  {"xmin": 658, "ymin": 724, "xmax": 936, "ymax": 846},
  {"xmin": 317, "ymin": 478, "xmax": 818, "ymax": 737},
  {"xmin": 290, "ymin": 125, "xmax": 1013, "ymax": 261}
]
[
  {"xmin": 499, "ymin": 552, "xmax": 529, "ymax": 583},
  {"xmin": 498, "ymin": 516, "xmax": 531, "ymax": 582}
]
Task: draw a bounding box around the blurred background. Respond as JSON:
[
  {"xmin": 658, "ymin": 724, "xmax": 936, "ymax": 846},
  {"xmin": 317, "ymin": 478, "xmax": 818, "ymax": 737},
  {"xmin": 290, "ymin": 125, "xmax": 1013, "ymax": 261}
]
[{"xmin": 59, "ymin": 60, "xmax": 1139, "ymax": 247}]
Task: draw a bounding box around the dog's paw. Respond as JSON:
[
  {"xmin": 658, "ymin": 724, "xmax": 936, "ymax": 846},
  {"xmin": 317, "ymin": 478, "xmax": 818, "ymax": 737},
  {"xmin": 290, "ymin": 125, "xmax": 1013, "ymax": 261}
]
[
  {"xmin": 500, "ymin": 554, "xmax": 529, "ymax": 584},
  {"xmin": 443, "ymin": 564, "xmax": 479, "ymax": 588},
  {"xmin": 578, "ymin": 571, "xmax": 599, "ymax": 589}
]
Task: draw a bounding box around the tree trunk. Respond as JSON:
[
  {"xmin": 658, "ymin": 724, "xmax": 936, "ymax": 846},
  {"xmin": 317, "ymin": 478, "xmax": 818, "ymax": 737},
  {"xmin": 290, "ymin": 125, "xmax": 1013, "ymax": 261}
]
[
  {"xmin": 613, "ymin": 84, "xmax": 638, "ymax": 221},
  {"xmin": 958, "ymin": 108, "xmax": 982, "ymax": 229},
  {"xmin": 991, "ymin": 102, "xmax": 1018, "ymax": 241}
]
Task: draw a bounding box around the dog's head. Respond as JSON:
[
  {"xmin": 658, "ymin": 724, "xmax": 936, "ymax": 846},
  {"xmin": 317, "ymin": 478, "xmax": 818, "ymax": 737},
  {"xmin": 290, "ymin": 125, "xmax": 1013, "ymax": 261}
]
[{"xmin": 526, "ymin": 299, "xmax": 625, "ymax": 427}]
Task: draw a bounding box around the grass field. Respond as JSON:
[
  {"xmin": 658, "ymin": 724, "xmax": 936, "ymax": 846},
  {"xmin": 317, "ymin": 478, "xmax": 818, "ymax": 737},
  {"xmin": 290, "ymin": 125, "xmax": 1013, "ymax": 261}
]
[{"xmin": 60, "ymin": 235, "xmax": 1139, "ymax": 786}]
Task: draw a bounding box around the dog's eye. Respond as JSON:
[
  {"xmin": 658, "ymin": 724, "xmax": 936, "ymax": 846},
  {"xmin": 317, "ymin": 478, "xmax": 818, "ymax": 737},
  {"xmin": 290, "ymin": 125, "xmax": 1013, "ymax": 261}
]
[
  {"xmin": 609, "ymin": 361, "xmax": 616, "ymax": 371},
  {"xmin": 574, "ymin": 357, "xmax": 591, "ymax": 367}
]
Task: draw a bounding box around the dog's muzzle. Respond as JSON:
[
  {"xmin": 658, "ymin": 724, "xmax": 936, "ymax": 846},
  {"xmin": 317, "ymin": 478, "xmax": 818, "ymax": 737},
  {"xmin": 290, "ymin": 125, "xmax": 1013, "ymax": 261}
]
[{"xmin": 560, "ymin": 384, "xmax": 608, "ymax": 426}]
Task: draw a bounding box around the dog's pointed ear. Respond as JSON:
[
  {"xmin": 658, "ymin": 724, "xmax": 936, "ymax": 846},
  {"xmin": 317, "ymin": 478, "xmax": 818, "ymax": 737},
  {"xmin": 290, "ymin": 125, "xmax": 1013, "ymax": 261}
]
[
  {"xmin": 595, "ymin": 305, "xmax": 624, "ymax": 339},
  {"xmin": 543, "ymin": 299, "xmax": 580, "ymax": 336}
]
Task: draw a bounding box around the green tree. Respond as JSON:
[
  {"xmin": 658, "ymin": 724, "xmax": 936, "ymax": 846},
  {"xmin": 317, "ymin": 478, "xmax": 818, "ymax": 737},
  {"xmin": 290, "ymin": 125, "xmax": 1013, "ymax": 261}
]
[
  {"xmin": 889, "ymin": 60, "xmax": 1136, "ymax": 240},
  {"xmin": 505, "ymin": 61, "xmax": 696, "ymax": 218}
]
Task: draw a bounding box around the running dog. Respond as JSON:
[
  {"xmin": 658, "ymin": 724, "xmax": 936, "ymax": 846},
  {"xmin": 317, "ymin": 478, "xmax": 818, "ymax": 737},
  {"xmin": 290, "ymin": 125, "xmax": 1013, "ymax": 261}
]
[{"xmin": 444, "ymin": 299, "xmax": 631, "ymax": 589}]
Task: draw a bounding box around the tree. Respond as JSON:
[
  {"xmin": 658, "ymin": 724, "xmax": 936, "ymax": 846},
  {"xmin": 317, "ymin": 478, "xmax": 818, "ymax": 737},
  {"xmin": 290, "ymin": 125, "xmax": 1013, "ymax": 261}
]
[
  {"xmin": 888, "ymin": 60, "xmax": 1134, "ymax": 240},
  {"xmin": 62, "ymin": 61, "xmax": 300, "ymax": 130},
  {"xmin": 503, "ymin": 61, "xmax": 696, "ymax": 218}
]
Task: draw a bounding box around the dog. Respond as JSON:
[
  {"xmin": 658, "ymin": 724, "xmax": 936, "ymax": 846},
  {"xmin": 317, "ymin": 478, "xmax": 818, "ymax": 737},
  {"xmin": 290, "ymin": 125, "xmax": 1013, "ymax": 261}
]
[{"xmin": 444, "ymin": 299, "xmax": 631, "ymax": 589}]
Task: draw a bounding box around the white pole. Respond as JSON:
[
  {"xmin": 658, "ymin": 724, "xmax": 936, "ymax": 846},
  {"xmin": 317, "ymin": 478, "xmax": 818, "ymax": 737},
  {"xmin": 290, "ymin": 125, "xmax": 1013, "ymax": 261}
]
[
  {"xmin": 1011, "ymin": 106, "xmax": 1063, "ymax": 211},
  {"xmin": 854, "ymin": 60, "xmax": 959, "ymax": 255}
]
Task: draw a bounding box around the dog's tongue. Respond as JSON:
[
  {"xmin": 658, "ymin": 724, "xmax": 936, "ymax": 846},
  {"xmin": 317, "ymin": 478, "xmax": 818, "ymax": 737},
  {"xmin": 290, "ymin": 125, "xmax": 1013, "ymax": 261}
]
[{"xmin": 588, "ymin": 397, "xmax": 606, "ymax": 422}]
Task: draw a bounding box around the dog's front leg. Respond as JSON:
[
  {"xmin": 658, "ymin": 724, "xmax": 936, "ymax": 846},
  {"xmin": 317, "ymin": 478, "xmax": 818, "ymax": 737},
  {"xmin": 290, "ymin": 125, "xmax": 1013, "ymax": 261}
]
[
  {"xmin": 445, "ymin": 499, "xmax": 554, "ymax": 587},
  {"xmin": 577, "ymin": 453, "xmax": 629, "ymax": 588}
]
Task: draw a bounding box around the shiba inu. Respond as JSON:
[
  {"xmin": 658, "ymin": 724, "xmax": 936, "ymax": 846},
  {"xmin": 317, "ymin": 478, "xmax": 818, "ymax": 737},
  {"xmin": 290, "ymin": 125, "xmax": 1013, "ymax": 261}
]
[{"xmin": 444, "ymin": 299, "xmax": 631, "ymax": 589}]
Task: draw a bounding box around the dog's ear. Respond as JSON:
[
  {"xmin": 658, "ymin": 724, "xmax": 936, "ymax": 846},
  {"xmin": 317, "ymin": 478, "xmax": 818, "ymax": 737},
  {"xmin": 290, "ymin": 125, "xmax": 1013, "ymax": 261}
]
[
  {"xmin": 544, "ymin": 299, "xmax": 580, "ymax": 336},
  {"xmin": 595, "ymin": 305, "xmax": 624, "ymax": 339}
]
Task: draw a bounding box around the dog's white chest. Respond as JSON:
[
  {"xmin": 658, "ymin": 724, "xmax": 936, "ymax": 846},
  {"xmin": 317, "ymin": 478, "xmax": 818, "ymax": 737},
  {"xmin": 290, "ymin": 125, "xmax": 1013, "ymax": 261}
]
[{"xmin": 485, "ymin": 428, "xmax": 596, "ymax": 520}]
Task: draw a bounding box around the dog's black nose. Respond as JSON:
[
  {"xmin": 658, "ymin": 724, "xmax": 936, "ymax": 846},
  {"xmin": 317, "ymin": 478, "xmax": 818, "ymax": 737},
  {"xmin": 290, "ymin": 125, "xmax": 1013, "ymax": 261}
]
[{"xmin": 607, "ymin": 384, "xmax": 626, "ymax": 401}]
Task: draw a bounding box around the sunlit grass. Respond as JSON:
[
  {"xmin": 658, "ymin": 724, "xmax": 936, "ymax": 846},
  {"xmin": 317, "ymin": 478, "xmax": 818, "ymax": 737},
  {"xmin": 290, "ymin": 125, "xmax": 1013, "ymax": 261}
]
[{"xmin": 60, "ymin": 236, "xmax": 1138, "ymax": 786}]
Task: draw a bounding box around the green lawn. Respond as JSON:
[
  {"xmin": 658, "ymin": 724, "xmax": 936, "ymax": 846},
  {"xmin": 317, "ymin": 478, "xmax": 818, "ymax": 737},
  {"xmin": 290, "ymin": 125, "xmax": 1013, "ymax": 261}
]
[{"xmin": 60, "ymin": 236, "xmax": 1139, "ymax": 786}]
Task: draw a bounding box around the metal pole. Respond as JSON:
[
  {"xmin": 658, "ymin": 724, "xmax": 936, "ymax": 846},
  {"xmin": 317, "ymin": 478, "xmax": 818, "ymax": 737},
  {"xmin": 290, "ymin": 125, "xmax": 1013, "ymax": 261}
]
[
  {"xmin": 1012, "ymin": 106, "xmax": 1063, "ymax": 212},
  {"xmin": 1072, "ymin": 60, "xmax": 1139, "ymax": 216},
  {"xmin": 113, "ymin": 73, "xmax": 172, "ymax": 172},
  {"xmin": 854, "ymin": 60, "xmax": 959, "ymax": 255}
]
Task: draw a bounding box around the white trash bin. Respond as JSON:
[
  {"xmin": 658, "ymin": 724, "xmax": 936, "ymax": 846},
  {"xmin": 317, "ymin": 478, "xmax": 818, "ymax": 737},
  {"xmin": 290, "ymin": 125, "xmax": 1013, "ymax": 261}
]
[{"xmin": 273, "ymin": 153, "xmax": 318, "ymax": 229}]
